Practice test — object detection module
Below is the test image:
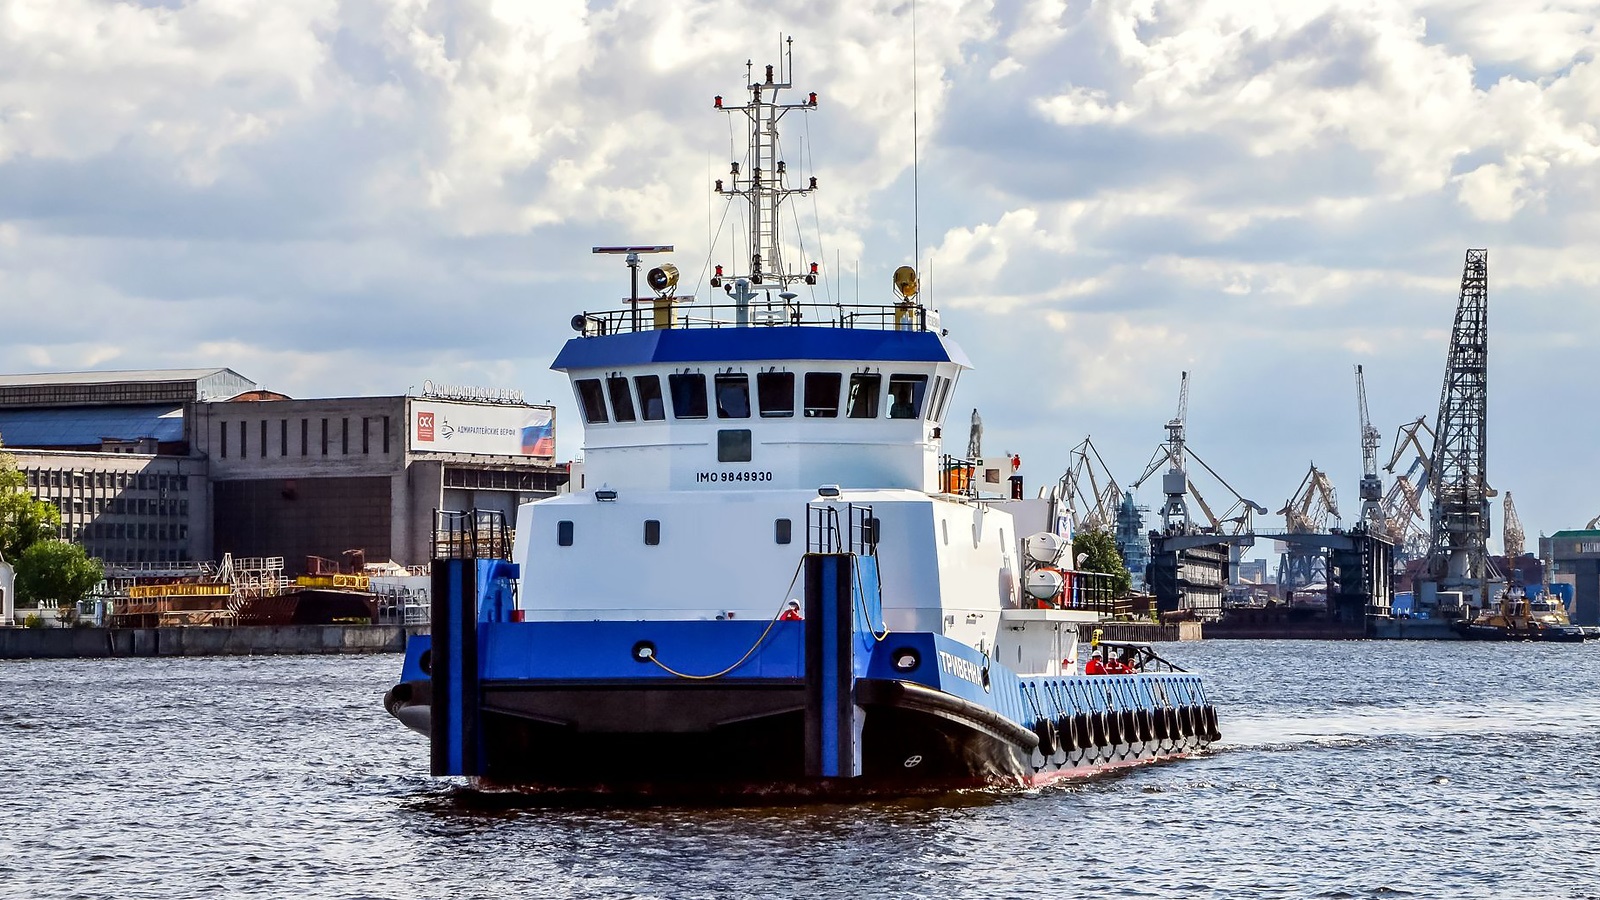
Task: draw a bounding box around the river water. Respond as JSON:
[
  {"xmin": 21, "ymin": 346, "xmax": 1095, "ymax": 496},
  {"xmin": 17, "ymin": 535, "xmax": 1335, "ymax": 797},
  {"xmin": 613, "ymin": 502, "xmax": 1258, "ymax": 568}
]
[{"xmin": 2, "ymin": 640, "xmax": 1596, "ymax": 900}]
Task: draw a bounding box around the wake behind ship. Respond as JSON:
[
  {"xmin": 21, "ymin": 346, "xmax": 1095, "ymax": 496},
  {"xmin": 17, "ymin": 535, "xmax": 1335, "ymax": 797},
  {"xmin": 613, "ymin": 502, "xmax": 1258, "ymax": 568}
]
[{"xmin": 384, "ymin": 46, "xmax": 1219, "ymax": 795}]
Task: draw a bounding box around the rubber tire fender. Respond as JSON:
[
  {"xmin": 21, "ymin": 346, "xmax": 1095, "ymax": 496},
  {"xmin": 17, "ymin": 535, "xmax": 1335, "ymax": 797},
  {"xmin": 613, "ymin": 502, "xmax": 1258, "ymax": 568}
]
[
  {"xmin": 1034, "ymin": 716, "xmax": 1058, "ymax": 757},
  {"xmin": 1056, "ymin": 714, "xmax": 1078, "ymax": 753},
  {"xmin": 1089, "ymin": 710, "xmax": 1108, "ymax": 748}
]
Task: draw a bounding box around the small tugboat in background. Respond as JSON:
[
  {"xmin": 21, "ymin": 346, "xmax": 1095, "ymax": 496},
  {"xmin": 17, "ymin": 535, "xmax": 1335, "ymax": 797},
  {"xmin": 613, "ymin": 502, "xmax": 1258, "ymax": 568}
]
[
  {"xmin": 383, "ymin": 46, "xmax": 1219, "ymax": 796},
  {"xmin": 1452, "ymin": 588, "xmax": 1586, "ymax": 642}
]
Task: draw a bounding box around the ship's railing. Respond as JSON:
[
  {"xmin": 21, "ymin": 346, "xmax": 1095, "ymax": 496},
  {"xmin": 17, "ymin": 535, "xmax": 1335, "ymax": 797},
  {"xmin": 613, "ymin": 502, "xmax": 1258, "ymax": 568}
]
[
  {"xmin": 432, "ymin": 508, "xmax": 513, "ymax": 561},
  {"xmin": 807, "ymin": 503, "xmax": 878, "ymax": 556},
  {"xmin": 939, "ymin": 454, "xmax": 977, "ymax": 497},
  {"xmin": 573, "ymin": 300, "xmax": 939, "ymax": 336}
]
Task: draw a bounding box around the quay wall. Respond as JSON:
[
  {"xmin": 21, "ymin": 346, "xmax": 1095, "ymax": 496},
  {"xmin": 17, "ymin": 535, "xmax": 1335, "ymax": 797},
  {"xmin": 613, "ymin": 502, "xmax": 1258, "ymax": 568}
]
[{"xmin": 0, "ymin": 625, "xmax": 429, "ymax": 660}]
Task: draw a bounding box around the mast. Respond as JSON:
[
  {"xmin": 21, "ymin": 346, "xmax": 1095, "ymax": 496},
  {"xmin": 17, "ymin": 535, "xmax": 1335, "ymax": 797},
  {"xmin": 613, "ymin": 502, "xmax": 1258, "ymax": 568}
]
[{"xmin": 713, "ymin": 38, "xmax": 820, "ymax": 291}]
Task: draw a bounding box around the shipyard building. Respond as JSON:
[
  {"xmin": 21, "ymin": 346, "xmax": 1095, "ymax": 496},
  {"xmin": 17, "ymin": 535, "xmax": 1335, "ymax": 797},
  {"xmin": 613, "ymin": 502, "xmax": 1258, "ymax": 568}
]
[
  {"xmin": 1542, "ymin": 531, "xmax": 1600, "ymax": 626},
  {"xmin": 0, "ymin": 369, "xmax": 565, "ymax": 574}
]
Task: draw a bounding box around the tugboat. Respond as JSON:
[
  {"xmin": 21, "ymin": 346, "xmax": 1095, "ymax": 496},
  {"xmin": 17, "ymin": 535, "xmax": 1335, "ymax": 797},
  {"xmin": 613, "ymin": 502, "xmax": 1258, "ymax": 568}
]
[
  {"xmin": 384, "ymin": 48, "xmax": 1220, "ymax": 795},
  {"xmin": 1453, "ymin": 588, "xmax": 1586, "ymax": 642}
]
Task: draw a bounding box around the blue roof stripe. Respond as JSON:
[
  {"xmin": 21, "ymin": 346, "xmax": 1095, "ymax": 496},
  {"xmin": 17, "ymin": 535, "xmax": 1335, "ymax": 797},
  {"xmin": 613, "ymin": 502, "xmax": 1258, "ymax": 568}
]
[
  {"xmin": 0, "ymin": 404, "xmax": 186, "ymax": 447},
  {"xmin": 551, "ymin": 326, "xmax": 972, "ymax": 371}
]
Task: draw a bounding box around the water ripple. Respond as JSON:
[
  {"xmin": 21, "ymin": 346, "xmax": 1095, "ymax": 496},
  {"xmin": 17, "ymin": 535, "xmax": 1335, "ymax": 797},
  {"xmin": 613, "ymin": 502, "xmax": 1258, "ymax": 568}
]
[{"xmin": 1, "ymin": 641, "xmax": 1598, "ymax": 899}]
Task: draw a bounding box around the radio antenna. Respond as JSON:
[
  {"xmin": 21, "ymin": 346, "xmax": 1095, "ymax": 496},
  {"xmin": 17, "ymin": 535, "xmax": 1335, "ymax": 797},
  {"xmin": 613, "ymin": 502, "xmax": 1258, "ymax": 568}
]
[{"xmin": 911, "ymin": 0, "xmax": 921, "ymax": 270}]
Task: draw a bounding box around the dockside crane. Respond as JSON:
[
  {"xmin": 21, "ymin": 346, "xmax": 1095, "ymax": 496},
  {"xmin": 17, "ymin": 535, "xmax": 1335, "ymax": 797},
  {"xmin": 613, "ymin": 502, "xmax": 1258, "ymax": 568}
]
[
  {"xmin": 1057, "ymin": 437, "xmax": 1124, "ymax": 532},
  {"xmin": 1278, "ymin": 463, "xmax": 1341, "ymax": 590},
  {"xmin": 1354, "ymin": 366, "xmax": 1385, "ymax": 533},
  {"xmin": 1381, "ymin": 416, "xmax": 1435, "ymax": 563},
  {"xmin": 1501, "ymin": 492, "xmax": 1524, "ymax": 558},
  {"xmin": 1157, "ymin": 371, "xmax": 1191, "ymax": 531},
  {"xmin": 1421, "ymin": 249, "xmax": 1496, "ymax": 612}
]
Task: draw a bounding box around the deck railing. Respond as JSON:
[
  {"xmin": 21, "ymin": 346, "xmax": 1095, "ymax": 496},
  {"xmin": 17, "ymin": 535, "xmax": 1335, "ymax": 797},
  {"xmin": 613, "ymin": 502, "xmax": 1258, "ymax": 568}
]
[{"xmin": 573, "ymin": 300, "xmax": 939, "ymax": 336}]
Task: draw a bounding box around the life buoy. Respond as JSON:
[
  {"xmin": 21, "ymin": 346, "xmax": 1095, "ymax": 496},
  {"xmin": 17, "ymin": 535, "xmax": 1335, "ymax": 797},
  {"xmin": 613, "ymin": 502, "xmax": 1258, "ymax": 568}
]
[{"xmin": 1034, "ymin": 717, "xmax": 1058, "ymax": 757}]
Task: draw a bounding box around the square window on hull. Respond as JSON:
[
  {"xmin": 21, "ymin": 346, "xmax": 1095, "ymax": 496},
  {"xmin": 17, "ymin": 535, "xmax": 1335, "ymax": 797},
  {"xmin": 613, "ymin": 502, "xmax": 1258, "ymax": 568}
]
[{"xmin": 718, "ymin": 429, "xmax": 752, "ymax": 462}]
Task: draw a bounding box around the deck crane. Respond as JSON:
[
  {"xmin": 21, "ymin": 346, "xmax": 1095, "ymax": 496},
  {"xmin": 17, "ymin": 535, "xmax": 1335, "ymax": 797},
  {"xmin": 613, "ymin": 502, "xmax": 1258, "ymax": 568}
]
[
  {"xmin": 1501, "ymin": 492, "xmax": 1524, "ymax": 558},
  {"xmin": 1354, "ymin": 366, "xmax": 1385, "ymax": 532}
]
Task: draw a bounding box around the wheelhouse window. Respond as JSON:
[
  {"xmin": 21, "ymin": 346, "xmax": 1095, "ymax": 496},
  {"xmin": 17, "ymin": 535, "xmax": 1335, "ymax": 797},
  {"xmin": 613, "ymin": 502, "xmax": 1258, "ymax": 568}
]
[
  {"xmin": 803, "ymin": 372, "xmax": 841, "ymax": 418},
  {"xmin": 936, "ymin": 374, "xmax": 957, "ymax": 419},
  {"xmin": 714, "ymin": 373, "xmax": 751, "ymax": 418},
  {"xmin": 887, "ymin": 374, "xmax": 929, "ymax": 419},
  {"xmin": 846, "ymin": 373, "xmax": 881, "ymax": 418},
  {"xmin": 757, "ymin": 372, "xmax": 795, "ymax": 418},
  {"xmin": 576, "ymin": 379, "xmax": 609, "ymax": 424},
  {"xmin": 927, "ymin": 376, "xmax": 948, "ymax": 420},
  {"xmin": 635, "ymin": 375, "xmax": 666, "ymax": 420},
  {"xmin": 606, "ymin": 376, "xmax": 636, "ymax": 422},
  {"xmin": 669, "ymin": 373, "xmax": 708, "ymax": 419}
]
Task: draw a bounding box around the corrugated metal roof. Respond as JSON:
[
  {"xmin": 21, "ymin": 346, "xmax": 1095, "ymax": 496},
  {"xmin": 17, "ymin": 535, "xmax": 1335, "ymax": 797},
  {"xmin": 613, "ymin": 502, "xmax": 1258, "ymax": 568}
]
[
  {"xmin": 0, "ymin": 368, "xmax": 240, "ymax": 387},
  {"xmin": 0, "ymin": 405, "xmax": 186, "ymax": 447}
]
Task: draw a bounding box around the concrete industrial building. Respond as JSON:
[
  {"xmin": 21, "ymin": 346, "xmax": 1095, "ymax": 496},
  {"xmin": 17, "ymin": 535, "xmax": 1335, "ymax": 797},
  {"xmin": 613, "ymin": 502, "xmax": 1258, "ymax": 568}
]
[
  {"xmin": 1, "ymin": 369, "xmax": 566, "ymax": 574},
  {"xmin": 1542, "ymin": 530, "xmax": 1600, "ymax": 626}
]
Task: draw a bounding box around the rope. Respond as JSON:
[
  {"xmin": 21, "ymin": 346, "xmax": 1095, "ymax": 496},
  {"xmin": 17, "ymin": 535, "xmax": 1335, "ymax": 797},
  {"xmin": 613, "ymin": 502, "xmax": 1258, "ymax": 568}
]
[{"xmin": 648, "ymin": 559, "xmax": 804, "ymax": 680}]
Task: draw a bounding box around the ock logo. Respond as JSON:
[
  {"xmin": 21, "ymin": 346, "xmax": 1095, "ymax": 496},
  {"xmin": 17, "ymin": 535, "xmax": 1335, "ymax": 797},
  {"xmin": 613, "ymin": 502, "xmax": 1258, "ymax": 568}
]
[{"xmin": 417, "ymin": 412, "xmax": 435, "ymax": 441}]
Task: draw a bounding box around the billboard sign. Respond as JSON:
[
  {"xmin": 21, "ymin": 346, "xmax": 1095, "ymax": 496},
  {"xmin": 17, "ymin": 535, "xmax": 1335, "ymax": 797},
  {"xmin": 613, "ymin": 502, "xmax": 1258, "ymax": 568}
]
[{"xmin": 409, "ymin": 400, "xmax": 555, "ymax": 458}]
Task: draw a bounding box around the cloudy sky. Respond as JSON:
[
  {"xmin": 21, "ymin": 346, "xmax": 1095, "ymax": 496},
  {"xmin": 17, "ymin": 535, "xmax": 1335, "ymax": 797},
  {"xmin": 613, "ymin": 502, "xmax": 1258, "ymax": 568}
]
[{"xmin": 4, "ymin": 0, "xmax": 1598, "ymax": 546}]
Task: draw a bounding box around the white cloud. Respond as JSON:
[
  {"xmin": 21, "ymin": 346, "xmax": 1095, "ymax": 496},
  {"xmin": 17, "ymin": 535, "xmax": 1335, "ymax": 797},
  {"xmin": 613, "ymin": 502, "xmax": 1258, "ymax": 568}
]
[{"xmin": 2, "ymin": 0, "xmax": 1598, "ymax": 538}]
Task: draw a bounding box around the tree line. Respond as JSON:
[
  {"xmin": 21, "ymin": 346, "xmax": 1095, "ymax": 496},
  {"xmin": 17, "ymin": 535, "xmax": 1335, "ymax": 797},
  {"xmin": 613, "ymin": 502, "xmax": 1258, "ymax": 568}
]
[{"xmin": 1, "ymin": 439, "xmax": 105, "ymax": 611}]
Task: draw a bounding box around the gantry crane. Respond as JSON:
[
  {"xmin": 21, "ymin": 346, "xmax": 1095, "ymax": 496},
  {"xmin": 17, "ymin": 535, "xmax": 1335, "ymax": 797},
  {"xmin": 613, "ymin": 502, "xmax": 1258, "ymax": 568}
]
[{"xmin": 1354, "ymin": 366, "xmax": 1385, "ymax": 532}]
